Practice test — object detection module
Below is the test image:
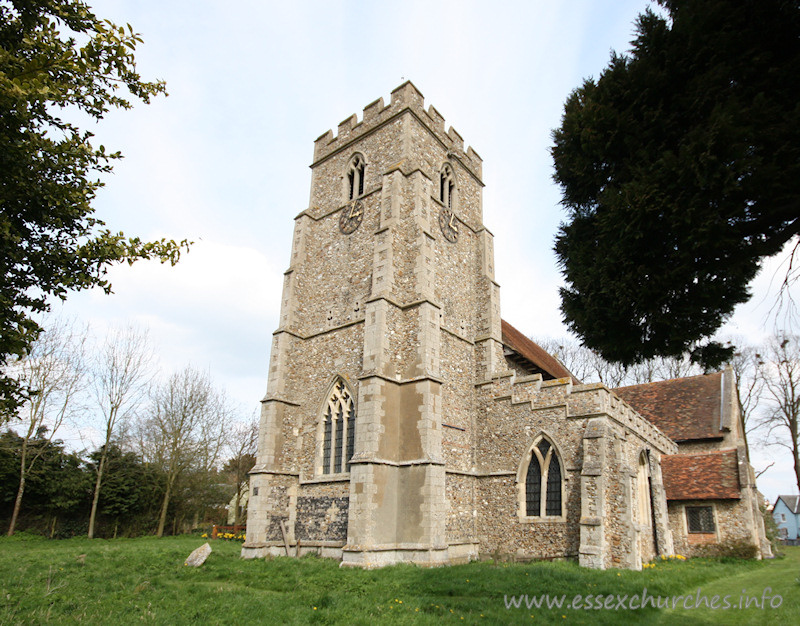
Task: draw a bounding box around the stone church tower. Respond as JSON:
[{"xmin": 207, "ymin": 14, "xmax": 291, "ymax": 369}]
[{"xmin": 243, "ymin": 82, "xmax": 678, "ymax": 569}]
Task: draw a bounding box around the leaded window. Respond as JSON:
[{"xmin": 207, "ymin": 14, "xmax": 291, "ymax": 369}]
[
  {"xmin": 321, "ymin": 379, "xmax": 356, "ymax": 474},
  {"xmin": 525, "ymin": 436, "xmax": 563, "ymax": 517},
  {"xmin": 545, "ymin": 455, "xmax": 562, "ymax": 516},
  {"xmin": 686, "ymin": 506, "xmax": 715, "ymax": 533},
  {"xmin": 525, "ymin": 454, "xmax": 541, "ymax": 516},
  {"xmin": 347, "ymin": 154, "xmax": 365, "ymax": 200},
  {"xmin": 346, "ymin": 410, "xmax": 355, "ymax": 471}
]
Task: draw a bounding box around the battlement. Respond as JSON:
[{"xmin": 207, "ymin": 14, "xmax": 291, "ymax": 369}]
[
  {"xmin": 567, "ymin": 385, "xmax": 678, "ymax": 454},
  {"xmin": 487, "ymin": 372, "xmax": 677, "ymax": 455},
  {"xmin": 312, "ymin": 81, "xmax": 483, "ymax": 180}
]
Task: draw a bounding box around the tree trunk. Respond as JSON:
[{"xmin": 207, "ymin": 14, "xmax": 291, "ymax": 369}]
[
  {"xmin": 113, "ymin": 520, "xmax": 119, "ymax": 539},
  {"xmin": 156, "ymin": 474, "xmax": 175, "ymax": 538},
  {"xmin": 7, "ymin": 443, "xmax": 29, "ymax": 536},
  {"xmin": 792, "ymin": 426, "xmax": 800, "ymax": 496},
  {"xmin": 50, "ymin": 515, "xmax": 57, "ymax": 539},
  {"xmin": 87, "ymin": 448, "xmax": 108, "ymax": 539},
  {"xmin": 7, "ymin": 475, "xmax": 25, "ymax": 537}
]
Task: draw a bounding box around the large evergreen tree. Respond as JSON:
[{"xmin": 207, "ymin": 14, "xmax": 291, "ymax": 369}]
[
  {"xmin": 0, "ymin": 0, "xmax": 188, "ymax": 417},
  {"xmin": 88, "ymin": 443, "xmax": 163, "ymax": 537},
  {"xmin": 551, "ymin": 0, "xmax": 800, "ymax": 367}
]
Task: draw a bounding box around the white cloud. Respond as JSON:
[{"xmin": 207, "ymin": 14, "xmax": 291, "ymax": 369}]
[
  {"xmin": 30, "ymin": 0, "xmax": 795, "ymax": 500},
  {"xmin": 58, "ymin": 239, "xmax": 281, "ymax": 419}
]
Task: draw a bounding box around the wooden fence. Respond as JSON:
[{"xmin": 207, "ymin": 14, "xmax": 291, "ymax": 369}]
[{"xmin": 211, "ymin": 524, "xmax": 245, "ymax": 539}]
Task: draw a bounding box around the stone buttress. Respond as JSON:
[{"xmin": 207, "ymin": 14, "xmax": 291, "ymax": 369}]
[
  {"xmin": 243, "ymin": 82, "xmax": 678, "ymax": 570},
  {"xmin": 243, "ymin": 82, "xmax": 491, "ymax": 566}
]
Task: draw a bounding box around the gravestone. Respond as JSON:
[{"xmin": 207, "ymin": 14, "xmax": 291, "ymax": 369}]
[{"xmin": 184, "ymin": 542, "xmax": 212, "ymax": 567}]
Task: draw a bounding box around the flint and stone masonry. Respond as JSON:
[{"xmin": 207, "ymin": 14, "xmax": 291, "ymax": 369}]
[{"xmin": 242, "ymin": 82, "xmax": 678, "ymax": 568}]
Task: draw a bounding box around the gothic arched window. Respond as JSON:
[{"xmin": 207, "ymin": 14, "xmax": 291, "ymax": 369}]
[
  {"xmin": 347, "ymin": 154, "xmax": 366, "ymax": 201},
  {"xmin": 321, "ymin": 378, "xmax": 356, "ymax": 474},
  {"xmin": 439, "ymin": 163, "xmax": 455, "ymax": 208},
  {"xmin": 524, "ymin": 437, "xmax": 563, "ymax": 517}
]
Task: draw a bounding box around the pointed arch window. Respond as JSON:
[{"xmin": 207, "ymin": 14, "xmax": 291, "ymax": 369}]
[
  {"xmin": 347, "ymin": 154, "xmax": 366, "ymax": 201},
  {"xmin": 321, "ymin": 378, "xmax": 356, "ymax": 474},
  {"xmin": 525, "ymin": 437, "xmax": 563, "ymax": 517},
  {"xmin": 440, "ymin": 163, "xmax": 455, "ymax": 208}
]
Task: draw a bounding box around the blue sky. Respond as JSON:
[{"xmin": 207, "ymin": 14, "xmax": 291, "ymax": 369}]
[{"xmin": 54, "ymin": 0, "xmax": 797, "ymax": 501}]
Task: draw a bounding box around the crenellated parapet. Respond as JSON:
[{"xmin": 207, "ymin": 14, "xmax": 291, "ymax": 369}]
[
  {"xmin": 566, "ymin": 385, "xmax": 677, "ymax": 454},
  {"xmin": 312, "ymin": 81, "xmax": 483, "ymax": 182},
  {"xmin": 483, "ymin": 373, "xmax": 677, "ymax": 455}
]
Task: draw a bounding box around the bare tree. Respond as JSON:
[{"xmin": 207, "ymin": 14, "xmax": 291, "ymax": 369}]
[
  {"xmin": 649, "ymin": 354, "xmax": 701, "ymax": 382},
  {"xmin": 724, "ymin": 339, "xmax": 766, "ymax": 446},
  {"xmin": 87, "ymin": 325, "xmax": 154, "ymax": 539},
  {"xmin": 224, "ymin": 416, "xmax": 258, "ymax": 527},
  {"xmin": 534, "ymin": 337, "xmax": 595, "ymax": 382},
  {"xmin": 534, "ymin": 336, "xmax": 700, "ymax": 387},
  {"xmin": 755, "ymin": 462, "xmax": 775, "ymax": 479},
  {"xmin": 535, "ymin": 337, "xmax": 628, "ymax": 384},
  {"xmin": 135, "ymin": 366, "xmax": 229, "ymax": 537},
  {"xmin": 756, "ymin": 335, "xmax": 800, "ymax": 494},
  {"xmin": 6, "ymin": 317, "xmax": 86, "ymax": 536},
  {"xmin": 769, "ymin": 238, "xmax": 799, "ymax": 337}
]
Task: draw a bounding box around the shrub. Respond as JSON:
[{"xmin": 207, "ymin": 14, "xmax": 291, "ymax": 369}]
[
  {"xmin": 761, "ymin": 503, "xmax": 784, "ymax": 556},
  {"xmin": 692, "ymin": 538, "xmax": 759, "ymax": 559}
]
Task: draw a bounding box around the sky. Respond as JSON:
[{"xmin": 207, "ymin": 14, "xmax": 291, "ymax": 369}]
[{"xmin": 47, "ymin": 0, "xmax": 798, "ymax": 501}]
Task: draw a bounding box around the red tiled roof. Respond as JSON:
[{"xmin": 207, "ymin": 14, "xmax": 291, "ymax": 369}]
[
  {"xmin": 500, "ymin": 320, "xmax": 577, "ymax": 382},
  {"xmin": 661, "ymin": 450, "xmax": 741, "ymax": 500},
  {"xmin": 614, "ymin": 372, "xmax": 723, "ymax": 442}
]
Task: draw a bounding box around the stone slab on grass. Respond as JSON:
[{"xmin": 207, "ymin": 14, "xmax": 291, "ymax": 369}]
[{"xmin": 185, "ymin": 542, "xmax": 212, "ymax": 567}]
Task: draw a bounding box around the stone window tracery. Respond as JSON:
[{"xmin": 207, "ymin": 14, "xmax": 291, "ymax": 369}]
[
  {"xmin": 440, "ymin": 163, "xmax": 455, "ymax": 208},
  {"xmin": 347, "ymin": 154, "xmax": 366, "ymax": 201},
  {"xmin": 321, "ymin": 378, "xmax": 356, "ymax": 474},
  {"xmin": 524, "ymin": 436, "xmax": 563, "ymax": 517}
]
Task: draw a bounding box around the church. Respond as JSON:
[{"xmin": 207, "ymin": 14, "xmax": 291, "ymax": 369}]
[{"xmin": 242, "ymin": 82, "xmax": 770, "ymax": 569}]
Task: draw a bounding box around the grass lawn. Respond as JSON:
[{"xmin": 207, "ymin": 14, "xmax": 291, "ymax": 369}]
[
  {"xmin": 0, "ymin": 535, "xmax": 797, "ymax": 624},
  {"xmin": 654, "ymin": 545, "xmax": 800, "ymax": 624}
]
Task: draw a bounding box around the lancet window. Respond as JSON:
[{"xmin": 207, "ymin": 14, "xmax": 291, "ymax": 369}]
[
  {"xmin": 347, "ymin": 154, "xmax": 366, "ymax": 200},
  {"xmin": 440, "ymin": 163, "xmax": 455, "ymax": 208},
  {"xmin": 321, "ymin": 378, "xmax": 356, "ymax": 474}
]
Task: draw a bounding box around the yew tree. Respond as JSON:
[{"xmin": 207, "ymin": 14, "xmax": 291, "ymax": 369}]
[
  {"xmin": 551, "ymin": 0, "xmax": 800, "ymax": 368},
  {"xmin": 0, "ymin": 0, "xmax": 187, "ymax": 417}
]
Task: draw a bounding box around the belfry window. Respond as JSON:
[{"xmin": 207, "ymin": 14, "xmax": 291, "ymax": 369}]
[
  {"xmin": 525, "ymin": 437, "xmax": 563, "ymax": 517},
  {"xmin": 321, "ymin": 378, "xmax": 356, "ymax": 474},
  {"xmin": 347, "ymin": 154, "xmax": 365, "ymax": 200},
  {"xmin": 440, "ymin": 163, "xmax": 455, "ymax": 208}
]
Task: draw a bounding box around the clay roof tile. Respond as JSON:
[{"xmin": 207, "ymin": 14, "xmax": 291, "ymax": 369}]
[
  {"xmin": 614, "ymin": 373, "xmax": 723, "ymax": 442},
  {"xmin": 500, "ymin": 320, "xmax": 578, "ymax": 383},
  {"xmin": 661, "ymin": 450, "xmax": 741, "ymax": 500}
]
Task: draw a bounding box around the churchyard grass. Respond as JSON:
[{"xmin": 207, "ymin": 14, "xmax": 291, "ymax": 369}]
[{"xmin": 0, "ymin": 535, "xmax": 796, "ymax": 624}]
